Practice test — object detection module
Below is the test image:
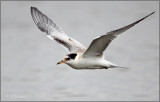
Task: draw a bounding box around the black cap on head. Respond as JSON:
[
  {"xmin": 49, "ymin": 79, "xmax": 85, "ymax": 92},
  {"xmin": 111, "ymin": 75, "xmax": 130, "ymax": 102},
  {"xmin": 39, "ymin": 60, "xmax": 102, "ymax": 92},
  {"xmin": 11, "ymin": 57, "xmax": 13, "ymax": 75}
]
[{"xmin": 67, "ymin": 53, "xmax": 77, "ymax": 59}]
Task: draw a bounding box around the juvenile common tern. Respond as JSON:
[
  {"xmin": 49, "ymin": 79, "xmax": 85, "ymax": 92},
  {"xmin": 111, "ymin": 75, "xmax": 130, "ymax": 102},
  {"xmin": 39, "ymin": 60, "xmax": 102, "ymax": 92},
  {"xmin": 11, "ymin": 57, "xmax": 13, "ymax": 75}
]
[{"xmin": 31, "ymin": 7, "xmax": 154, "ymax": 70}]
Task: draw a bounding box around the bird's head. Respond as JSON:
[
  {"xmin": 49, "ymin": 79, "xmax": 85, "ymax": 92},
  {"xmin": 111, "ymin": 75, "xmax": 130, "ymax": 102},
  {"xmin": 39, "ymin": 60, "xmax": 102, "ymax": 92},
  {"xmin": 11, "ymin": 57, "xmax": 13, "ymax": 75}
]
[{"xmin": 57, "ymin": 53, "xmax": 77, "ymax": 65}]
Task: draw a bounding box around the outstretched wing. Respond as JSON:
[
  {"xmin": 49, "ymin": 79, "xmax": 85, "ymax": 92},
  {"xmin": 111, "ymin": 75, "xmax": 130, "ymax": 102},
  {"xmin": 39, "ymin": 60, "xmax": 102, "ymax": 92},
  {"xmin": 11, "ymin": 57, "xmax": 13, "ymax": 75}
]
[
  {"xmin": 83, "ymin": 12, "xmax": 155, "ymax": 57},
  {"xmin": 31, "ymin": 7, "xmax": 86, "ymax": 53}
]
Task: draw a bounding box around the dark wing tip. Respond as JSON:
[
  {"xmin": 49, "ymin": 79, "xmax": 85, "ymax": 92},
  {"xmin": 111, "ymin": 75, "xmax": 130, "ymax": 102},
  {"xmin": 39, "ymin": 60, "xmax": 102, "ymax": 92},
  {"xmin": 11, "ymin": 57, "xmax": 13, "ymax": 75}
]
[
  {"xmin": 31, "ymin": 6, "xmax": 37, "ymax": 13},
  {"xmin": 30, "ymin": 6, "xmax": 51, "ymax": 33},
  {"xmin": 30, "ymin": 6, "xmax": 40, "ymax": 27},
  {"xmin": 144, "ymin": 11, "xmax": 155, "ymax": 19},
  {"xmin": 31, "ymin": 6, "xmax": 37, "ymax": 10},
  {"xmin": 151, "ymin": 11, "xmax": 155, "ymax": 15}
]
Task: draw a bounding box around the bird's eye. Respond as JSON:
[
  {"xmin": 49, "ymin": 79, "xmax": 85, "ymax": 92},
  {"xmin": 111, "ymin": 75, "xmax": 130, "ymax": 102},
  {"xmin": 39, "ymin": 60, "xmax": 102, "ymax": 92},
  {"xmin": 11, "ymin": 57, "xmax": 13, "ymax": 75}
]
[{"xmin": 66, "ymin": 58, "xmax": 70, "ymax": 60}]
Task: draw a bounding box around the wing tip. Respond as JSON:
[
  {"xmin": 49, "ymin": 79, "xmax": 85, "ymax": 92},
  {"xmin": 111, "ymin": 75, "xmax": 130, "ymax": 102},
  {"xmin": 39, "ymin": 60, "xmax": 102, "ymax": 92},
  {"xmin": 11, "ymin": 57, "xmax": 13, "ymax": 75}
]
[
  {"xmin": 145, "ymin": 11, "xmax": 155, "ymax": 19},
  {"xmin": 30, "ymin": 6, "xmax": 39, "ymax": 15},
  {"xmin": 150, "ymin": 11, "xmax": 155, "ymax": 15},
  {"xmin": 31, "ymin": 6, "xmax": 37, "ymax": 10}
]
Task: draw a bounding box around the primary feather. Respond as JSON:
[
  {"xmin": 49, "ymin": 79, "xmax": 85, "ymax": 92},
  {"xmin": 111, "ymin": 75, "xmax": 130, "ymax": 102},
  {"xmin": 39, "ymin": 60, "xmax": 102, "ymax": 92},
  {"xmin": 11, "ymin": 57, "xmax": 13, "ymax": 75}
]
[{"xmin": 31, "ymin": 7, "xmax": 86, "ymax": 53}]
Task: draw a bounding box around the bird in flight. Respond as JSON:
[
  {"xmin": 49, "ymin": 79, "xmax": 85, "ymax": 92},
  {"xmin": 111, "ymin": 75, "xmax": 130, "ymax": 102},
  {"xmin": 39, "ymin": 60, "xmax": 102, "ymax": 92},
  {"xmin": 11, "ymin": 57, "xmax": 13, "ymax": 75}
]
[{"xmin": 31, "ymin": 7, "xmax": 154, "ymax": 70}]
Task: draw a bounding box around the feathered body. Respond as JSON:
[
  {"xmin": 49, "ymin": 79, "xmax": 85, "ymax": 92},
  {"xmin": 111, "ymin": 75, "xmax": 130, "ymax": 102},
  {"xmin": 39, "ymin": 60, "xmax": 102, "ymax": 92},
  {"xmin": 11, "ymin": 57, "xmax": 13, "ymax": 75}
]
[{"xmin": 31, "ymin": 7, "xmax": 154, "ymax": 70}]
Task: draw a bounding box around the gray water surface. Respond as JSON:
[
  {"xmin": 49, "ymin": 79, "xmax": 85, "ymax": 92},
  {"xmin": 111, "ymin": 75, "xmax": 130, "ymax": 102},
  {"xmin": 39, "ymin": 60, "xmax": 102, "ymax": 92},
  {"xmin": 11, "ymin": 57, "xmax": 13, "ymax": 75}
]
[{"xmin": 1, "ymin": 1, "xmax": 159, "ymax": 101}]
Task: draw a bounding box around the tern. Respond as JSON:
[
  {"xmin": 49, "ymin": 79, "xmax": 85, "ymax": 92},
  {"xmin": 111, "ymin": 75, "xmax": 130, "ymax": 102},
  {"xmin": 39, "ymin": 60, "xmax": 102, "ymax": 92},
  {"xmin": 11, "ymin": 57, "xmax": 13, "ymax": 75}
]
[{"xmin": 31, "ymin": 7, "xmax": 154, "ymax": 70}]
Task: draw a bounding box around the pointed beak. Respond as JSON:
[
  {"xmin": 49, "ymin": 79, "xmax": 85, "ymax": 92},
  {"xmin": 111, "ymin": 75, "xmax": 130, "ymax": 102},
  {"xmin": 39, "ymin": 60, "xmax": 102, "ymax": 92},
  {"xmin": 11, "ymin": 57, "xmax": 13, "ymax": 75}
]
[{"xmin": 57, "ymin": 60, "xmax": 67, "ymax": 65}]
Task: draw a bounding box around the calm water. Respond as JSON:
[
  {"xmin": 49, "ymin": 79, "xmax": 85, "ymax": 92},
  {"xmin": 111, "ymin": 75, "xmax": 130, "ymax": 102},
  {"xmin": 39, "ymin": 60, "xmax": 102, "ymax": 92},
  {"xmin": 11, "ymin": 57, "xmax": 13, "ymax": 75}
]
[{"xmin": 1, "ymin": 1, "xmax": 159, "ymax": 101}]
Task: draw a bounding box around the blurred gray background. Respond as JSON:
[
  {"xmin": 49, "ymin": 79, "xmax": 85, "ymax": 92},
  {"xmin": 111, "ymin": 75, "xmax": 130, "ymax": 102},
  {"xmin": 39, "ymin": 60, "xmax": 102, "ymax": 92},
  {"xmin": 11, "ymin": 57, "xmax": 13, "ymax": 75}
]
[{"xmin": 1, "ymin": 1, "xmax": 159, "ymax": 101}]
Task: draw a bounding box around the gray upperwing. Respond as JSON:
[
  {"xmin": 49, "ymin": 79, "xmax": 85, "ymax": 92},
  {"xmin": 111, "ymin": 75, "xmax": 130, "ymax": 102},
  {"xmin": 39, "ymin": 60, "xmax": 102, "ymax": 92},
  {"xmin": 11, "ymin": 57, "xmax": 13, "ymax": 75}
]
[{"xmin": 83, "ymin": 12, "xmax": 155, "ymax": 57}]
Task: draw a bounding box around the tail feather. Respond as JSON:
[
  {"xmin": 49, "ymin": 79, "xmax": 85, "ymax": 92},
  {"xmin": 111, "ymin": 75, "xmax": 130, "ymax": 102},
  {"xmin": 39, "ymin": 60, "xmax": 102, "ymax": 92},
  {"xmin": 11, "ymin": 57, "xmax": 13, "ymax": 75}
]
[
  {"xmin": 117, "ymin": 66, "xmax": 129, "ymax": 69},
  {"xmin": 110, "ymin": 65, "xmax": 129, "ymax": 69}
]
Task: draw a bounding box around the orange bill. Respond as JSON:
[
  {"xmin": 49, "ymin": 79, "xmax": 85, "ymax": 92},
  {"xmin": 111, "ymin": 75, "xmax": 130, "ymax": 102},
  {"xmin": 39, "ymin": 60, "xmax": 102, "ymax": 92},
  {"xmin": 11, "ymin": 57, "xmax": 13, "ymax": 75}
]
[{"xmin": 57, "ymin": 60, "xmax": 67, "ymax": 65}]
